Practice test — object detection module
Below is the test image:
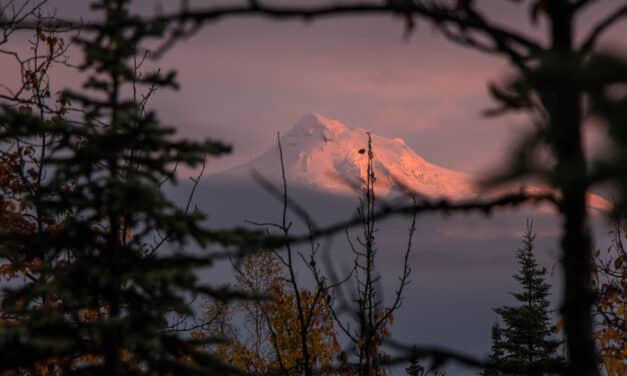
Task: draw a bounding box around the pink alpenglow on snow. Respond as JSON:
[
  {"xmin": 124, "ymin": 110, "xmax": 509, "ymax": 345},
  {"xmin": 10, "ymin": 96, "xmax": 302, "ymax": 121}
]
[{"xmin": 223, "ymin": 113, "xmax": 610, "ymax": 212}]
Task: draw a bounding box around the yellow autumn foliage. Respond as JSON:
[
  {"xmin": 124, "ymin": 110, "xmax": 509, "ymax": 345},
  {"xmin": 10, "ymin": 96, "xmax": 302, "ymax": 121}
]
[
  {"xmin": 196, "ymin": 251, "xmax": 341, "ymax": 375},
  {"xmin": 592, "ymin": 222, "xmax": 627, "ymax": 376}
]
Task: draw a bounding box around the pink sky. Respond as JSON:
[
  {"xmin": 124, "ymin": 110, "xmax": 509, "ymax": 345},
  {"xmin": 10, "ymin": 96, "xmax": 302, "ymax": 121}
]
[{"xmin": 1, "ymin": 0, "xmax": 625, "ymax": 175}]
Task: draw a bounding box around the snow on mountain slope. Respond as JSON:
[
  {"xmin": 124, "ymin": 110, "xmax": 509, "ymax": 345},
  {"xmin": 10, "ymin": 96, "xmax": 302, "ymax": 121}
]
[
  {"xmin": 224, "ymin": 113, "xmax": 473, "ymax": 198},
  {"xmin": 219, "ymin": 113, "xmax": 610, "ymax": 210}
]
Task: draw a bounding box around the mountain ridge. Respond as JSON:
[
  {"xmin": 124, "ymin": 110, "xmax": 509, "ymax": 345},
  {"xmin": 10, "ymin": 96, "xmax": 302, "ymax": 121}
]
[
  {"xmin": 219, "ymin": 113, "xmax": 475, "ymax": 199},
  {"xmin": 214, "ymin": 113, "xmax": 609, "ymax": 211}
]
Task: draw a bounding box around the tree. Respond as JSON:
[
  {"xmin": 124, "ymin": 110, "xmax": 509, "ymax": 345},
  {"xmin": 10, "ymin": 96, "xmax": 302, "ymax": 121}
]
[
  {"xmin": 406, "ymin": 349, "xmax": 423, "ymax": 376},
  {"xmin": 197, "ymin": 133, "xmax": 416, "ymax": 376},
  {"xmin": 592, "ymin": 220, "xmax": 627, "ymax": 376},
  {"xmin": 197, "ymin": 251, "xmax": 341, "ymax": 375},
  {"xmin": 484, "ymin": 220, "xmax": 564, "ymax": 375},
  {"xmin": 324, "ymin": 133, "xmax": 416, "ymax": 376},
  {"xmin": 0, "ymin": 0, "xmax": 264, "ymax": 373},
  {"xmin": 0, "ymin": 5, "xmax": 82, "ymax": 373},
  {"xmin": 481, "ymin": 322, "xmax": 506, "ymax": 376},
  {"xmin": 406, "ymin": 346, "xmax": 445, "ymax": 376},
  {"xmin": 228, "ymin": 132, "xmax": 347, "ymax": 376}
]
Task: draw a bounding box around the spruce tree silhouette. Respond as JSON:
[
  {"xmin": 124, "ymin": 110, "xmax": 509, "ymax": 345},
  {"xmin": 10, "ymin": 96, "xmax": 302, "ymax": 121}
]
[
  {"xmin": 0, "ymin": 0, "xmax": 264, "ymax": 373},
  {"xmin": 484, "ymin": 220, "xmax": 564, "ymax": 375}
]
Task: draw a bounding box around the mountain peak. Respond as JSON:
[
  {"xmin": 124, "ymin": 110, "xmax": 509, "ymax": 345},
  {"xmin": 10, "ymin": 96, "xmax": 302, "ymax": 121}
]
[
  {"xmin": 216, "ymin": 114, "xmax": 610, "ymax": 212},
  {"xmin": 288, "ymin": 113, "xmax": 347, "ymax": 139},
  {"xmin": 224, "ymin": 113, "xmax": 475, "ymax": 198}
]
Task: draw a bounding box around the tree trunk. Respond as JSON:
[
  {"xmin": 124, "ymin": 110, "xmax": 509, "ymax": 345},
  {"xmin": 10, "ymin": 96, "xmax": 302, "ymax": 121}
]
[{"xmin": 547, "ymin": 3, "xmax": 599, "ymax": 375}]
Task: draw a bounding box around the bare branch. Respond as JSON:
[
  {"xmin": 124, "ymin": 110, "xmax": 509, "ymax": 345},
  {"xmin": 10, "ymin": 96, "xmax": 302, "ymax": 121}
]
[
  {"xmin": 0, "ymin": 2, "xmax": 543, "ymax": 61},
  {"xmin": 289, "ymin": 191, "xmax": 558, "ymax": 246},
  {"xmin": 580, "ymin": 5, "xmax": 627, "ymax": 55}
]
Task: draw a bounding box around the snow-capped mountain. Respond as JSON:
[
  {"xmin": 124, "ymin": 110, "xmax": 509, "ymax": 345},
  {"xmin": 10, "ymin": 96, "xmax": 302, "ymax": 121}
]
[
  {"xmin": 224, "ymin": 113, "xmax": 473, "ymax": 199},
  {"xmin": 219, "ymin": 113, "xmax": 609, "ymax": 210}
]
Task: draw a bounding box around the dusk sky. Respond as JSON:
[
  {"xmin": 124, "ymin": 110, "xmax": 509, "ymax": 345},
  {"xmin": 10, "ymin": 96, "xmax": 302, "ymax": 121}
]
[
  {"xmin": 7, "ymin": 1, "xmax": 626, "ymax": 177},
  {"xmin": 2, "ymin": 1, "xmax": 625, "ymax": 375}
]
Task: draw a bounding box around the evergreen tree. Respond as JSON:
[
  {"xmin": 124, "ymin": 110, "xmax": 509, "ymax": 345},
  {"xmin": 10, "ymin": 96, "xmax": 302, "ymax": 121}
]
[
  {"xmin": 484, "ymin": 220, "xmax": 564, "ymax": 375},
  {"xmin": 482, "ymin": 322, "xmax": 505, "ymax": 376},
  {"xmin": 406, "ymin": 347, "xmax": 423, "ymax": 376},
  {"xmin": 0, "ymin": 0, "xmax": 264, "ymax": 373},
  {"xmin": 405, "ymin": 346, "xmax": 444, "ymax": 376}
]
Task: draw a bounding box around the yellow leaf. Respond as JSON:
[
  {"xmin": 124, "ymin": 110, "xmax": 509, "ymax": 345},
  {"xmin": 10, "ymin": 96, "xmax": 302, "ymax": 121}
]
[{"xmin": 555, "ymin": 318, "xmax": 564, "ymax": 333}]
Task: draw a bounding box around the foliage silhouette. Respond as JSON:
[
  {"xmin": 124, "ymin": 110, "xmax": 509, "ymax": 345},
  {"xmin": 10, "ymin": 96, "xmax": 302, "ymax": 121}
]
[
  {"xmin": 483, "ymin": 220, "xmax": 564, "ymax": 375},
  {"xmin": 0, "ymin": 0, "xmax": 265, "ymax": 373}
]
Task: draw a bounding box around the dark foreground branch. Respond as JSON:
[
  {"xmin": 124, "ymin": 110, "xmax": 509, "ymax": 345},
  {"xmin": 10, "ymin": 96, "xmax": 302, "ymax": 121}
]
[
  {"xmin": 1, "ymin": 2, "xmax": 542, "ymax": 59},
  {"xmin": 204, "ymin": 191, "xmax": 557, "ymax": 267},
  {"xmin": 287, "ymin": 190, "xmax": 558, "ymax": 244},
  {"xmin": 383, "ymin": 341, "xmax": 566, "ymax": 375},
  {"xmin": 250, "ymin": 341, "xmax": 566, "ymax": 375}
]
